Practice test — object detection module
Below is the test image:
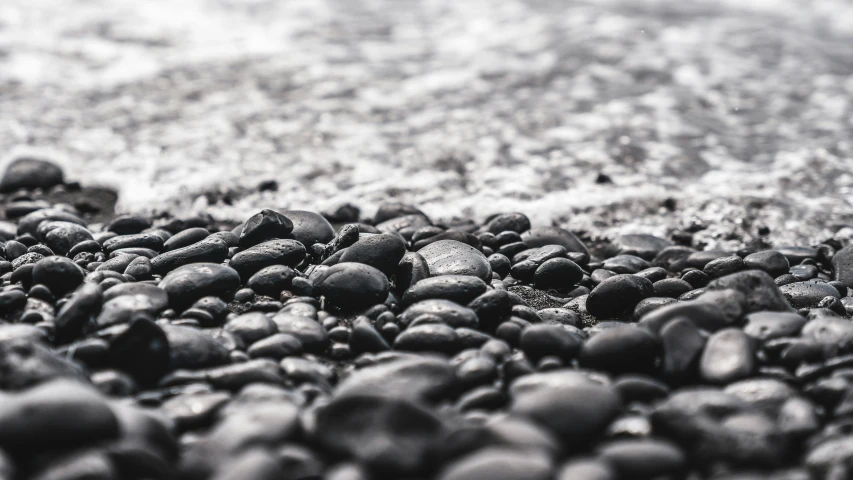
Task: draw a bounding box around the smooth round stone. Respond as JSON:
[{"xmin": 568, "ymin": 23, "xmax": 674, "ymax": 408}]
[
  {"xmin": 313, "ymin": 395, "xmax": 445, "ymax": 475},
  {"xmin": 681, "ymin": 269, "xmax": 710, "ymax": 288},
  {"xmin": 281, "ymin": 210, "xmax": 335, "ymax": 247},
  {"xmin": 510, "ymin": 373, "xmax": 621, "ymax": 447},
  {"xmin": 780, "ymin": 281, "xmax": 840, "ymax": 309},
  {"xmin": 579, "ymin": 326, "xmax": 661, "ymax": 375},
  {"xmin": 394, "ymin": 323, "xmax": 459, "ymax": 354},
  {"xmin": 632, "ymin": 297, "xmax": 678, "ymax": 320},
  {"xmin": 339, "ymin": 233, "xmax": 407, "ymax": 277},
  {"xmin": 419, "ymin": 240, "xmax": 492, "ymax": 282},
  {"xmin": 247, "ymin": 333, "xmax": 303, "ymax": 359},
  {"xmin": 399, "ymin": 300, "xmax": 479, "ymax": 328},
  {"xmin": 521, "ymin": 227, "xmax": 589, "ymax": 256},
  {"xmin": 103, "ymin": 233, "xmax": 164, "ymax": 254},
  {"xmin": 438, "ymin": 447, "xmax": 552, "ymax": 480},
  {"xmin": 613, "ymin": 375, "xmax": 669, "ymax": 404},
  {"xmin": 402, "ymin": 275, "xmax": 488, "ymax": 306},
  {"xmin": 597, "ymin": 439, "xmax": 686, "ymax": 479},
  {"xmin": 17, "ymin": 209, "xmax": 86, "ymax": 238},
  {"xmin": 271, "ymin": 313, "xmax": 328, "ymax": 353},
  {"xmin": 336, "ymin": 356, "xmax": 457, "ymax": 403},
  {"xmin": 723, "ymin": 378, "xmax": 797, "ymax": 414},
  {"xmin": 317, "ymin": 263, "xmax": 389, "ymax": 311},
  {"xmin": 700, "ymin": 328, "xmax": 756, "ymax": 384},
  {"xmin": 163, "ymin": 325, "xmax": 230, "ymax": 370},
  {"xmin": 162, "ymin": 227, "xmax": 209, "ymax": 252},
  {"xmin": 636, "ymin": 267, "xmax": 667, "ymax": 282},
  {"xmin": 239, "ymin": 209, "xmax": 294, "ymax": 248},
  {"xmin": 703, "ymin": 255, "xmax": 744, "ymax": 278},
  {"xmin": 613, "ymin": 234, "xmax": 673, "ymax": 260},
  {"xmin": 706, "ymin": 270, "xmax": 792, "ymax": 313},
  {"xmin": 660, "ymin": 317, "xmax": 706, "ymax": 380},
  {"xmin": 586, "ymin": 274, "xmax": 654, "ymax": 319},
  {"xmin": 229, "ymin": 239, "xmax": 306, "ymax": 278},
  {"xmin": 159, "ymin": 263, "xmax": 241, "ymax": 311},
  {"xmin": 350, "ymin": 316, "xmax": 390, "ymax": 355},
  {"xmin": 0, "ymin": 156, "xmax": 64, "ymax": 192},
  {"xmin": 153, "ymin": 235, "xmax": 230, "ymax": 275},
  {"xmin": 247, "ymin": 265, "xmax": 298, "ymax": 298},
  {"xmin": 106, "ymin": 215, "xmax": 151, "ymax": 235},
  {"xmin": 533, "ymin": 258, "xmax": 584, "ymax": 290},
  {"xmin": 41, "ymin": 221, "xmax": 93, "ymax": 255},
  {"xmin": 0, "ymin": 380, "xmax": 117, "ymax": 452},
  {"xmin": 31, "ymin": 256, "xmax": 85, "ymax": 297},
  {"xmin": 801, "ymin": 316, "xmax": 853, "ymax": 356},
  {"xmin": 224, "ymin": 312, "xmax": 278, "ymax": 345},
  {"xmin": 107, "ymin": 317, "xmax": 170, "ymax": 386},
  {"xmin": 485, "ymin": 213, "xmax": 532, "ymax": 235},
  {"xmin": 124, "ymin": 256, "xmax": 152, "ymax": 278},
  {"xmin": 744, "ymin": 250, "xmax": 790, "ymax": 278},
  {"xmin": 520, "ymin": 324, "xmax": 583, "ymax": 362},
  {"xmin": 743, "ymin": 311, "xmax": 807, "ymax": 341},
  {"xmin": 4, "ymin": 240, "xmax": 27, "ymax": 260},
  {"xmin": 602, "ymin": 255, "xmax": 649, "ymax": 274},
  {"xmin": 653, "ymin": 278, "xmax": 693, "ymax": 298},
  {"xmin": 95, "ymin": 253, "xmax": 139, "ymax": 273}
]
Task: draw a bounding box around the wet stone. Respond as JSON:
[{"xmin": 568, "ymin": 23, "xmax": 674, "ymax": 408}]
[
  {"xmin": 521, "ymin": 227, "xmax": 589, "ymax": 256},
  {"xmin": 613, "ymin": 234, "xmax": 673, "ymax": 260},
  {"xmin": 229, "ymin": 239, "xmax": 306, "ymax": 278},
  {"xmin": 586, "ymin": 274, "xmax": 655, "ymax": 319},
  {"xmin": 403, "ymin": 275, "xmax": 488, "ymax": 306},
  {"xmin": 239, "ymin": 209, "xmax": 294, "ymax": 248},
  {"xmin": 744, "ymin": 250, "xmax": 791, "ymax": 278},
  {"xmin": 316, "ymin": 263, "xmax": 389, "ymax": 312},
  {"xmin": 0, "ymin": 156, "xmax": 64, "ymax": 193},
  {"xmin": 780, "ymin": 280, "xmax": 840, "ymax": 309},
  {"xmin": 419, "ymin": 240, "xmax": 492, "ymax": 282},
  {"xmin": 159, "ymin": 263, "xmax": 241, "ymax": 311},
  {"xmin": 700, "ymin": 328, "xmax": 756, "ymax": 384}
]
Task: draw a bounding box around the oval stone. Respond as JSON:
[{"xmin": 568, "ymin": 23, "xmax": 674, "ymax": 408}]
[{"xmin": 418, "ymin": 240, "xmax": 492, "ymax": 282}]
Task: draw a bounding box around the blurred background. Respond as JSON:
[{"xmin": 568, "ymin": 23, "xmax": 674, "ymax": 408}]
[{"xmin": 1, "ymin": 0, "xmax": 851, "ymax": 248}]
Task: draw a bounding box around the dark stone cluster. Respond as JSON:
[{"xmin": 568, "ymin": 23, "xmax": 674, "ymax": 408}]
[{"xmin": 1, "ymin": 157, "xmax": 853, "ymax": 479}]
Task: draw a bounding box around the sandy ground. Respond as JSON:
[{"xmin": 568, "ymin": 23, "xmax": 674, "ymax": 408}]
[{"xmin": 1, "ymin": 0, "xmax": 853, "ymax": 249}]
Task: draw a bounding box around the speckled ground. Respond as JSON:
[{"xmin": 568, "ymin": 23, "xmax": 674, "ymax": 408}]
[{"xmin": 1, "ymin": 0, "xmax": 852, "ymax": 249}]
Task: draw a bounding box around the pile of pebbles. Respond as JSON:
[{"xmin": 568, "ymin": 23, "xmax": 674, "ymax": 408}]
[{"xmin": 2, "ymin": 157, "xmax": 853, "ymax": 480}]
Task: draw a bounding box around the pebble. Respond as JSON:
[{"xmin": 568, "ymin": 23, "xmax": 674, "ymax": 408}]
[
  {"xmin": 270, "ymin": 313, "xmax": 328, "ymax": 353},
  {"xmin": 229, "ymin": 239, "xmax": 305, "ymax": 278},
  {"xmin": 780, "ymin": 280, "xmax": 840, "ymax": 308},
  {"xmin": 402, "ymin": 275, "xmax": 488, "ymax": 306},
  {"xmin": 399, "ymin": 299, "xmax": 479, "ymax": 328},
  {"xmin": 0, "ymin": 156, "xmax": 64, "ymax": 192},
  {"xmin": 533, "ymin": 257, "xmax": 583, "ymax": 290},
  {"xmin": 579, "ymin": 325, "xmax": 661, "ymax": 375},
  {"xmin": 102, "ymin": 233, "xmax": 164, "ymax": 254},
  {"xmin": 521, "ymin": 227, "xmax": 589, "ymax": 256},
  {"xmin": 602, "ymin": 254, "xmax": 649, "ymax": 274},
  {"xmin": 159, "ymin": 263, "xmax": 241, "ymax": 311},
  {"xmin": 238, "ymin": 209, "xmax": 293, "ymax": 248},
  {"xmin": 246, "ymin": 265, "xmax": 297, "ymax": 297},
  {"xmin": 700, "ymin": 328, "xmax": 756, "ymax": 384},
  {"xmin": 419, "ymin": 239, "xmax": 492, "ymax": 282},
  {"xmin": 31, "ymin": 256, "xmax": 85, "ymax": 297},
  {"xmin": 316, "ymin": 263, "xmax": 389, "ymax": 311},
  {"xmin": 338, "ymin": 232, "xmax": 407, "ymax": 277},
  {"xmin": 510, "ymin": 372, "xmax": 621, "ymax": 447},
  {"xmin": 280, "ymin": 210, "xmax": 335, "ymax": 247},
  {"xmin": 41, "ymin": 221, "xmax": 94, "ymax": 255},
  {"xmin": 520, "ymin": 323, "xmax": 583, "ymax": 362},
  {"xmin": 586, "ymin": 274, "xmax": 654, "ymax": 319},
  {"xmin": 744, "ymin": 250, "xmax": 791, "ymax": 277},
  {"xmin": 596, "ymin": 438, "xmax": 686, "ymax": 479}
]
